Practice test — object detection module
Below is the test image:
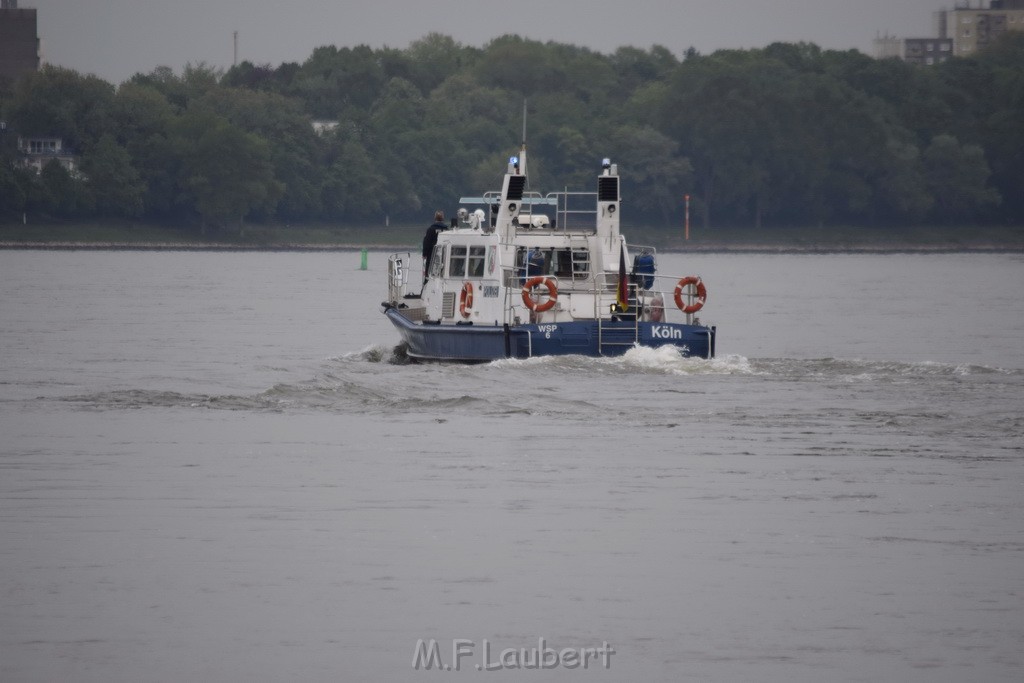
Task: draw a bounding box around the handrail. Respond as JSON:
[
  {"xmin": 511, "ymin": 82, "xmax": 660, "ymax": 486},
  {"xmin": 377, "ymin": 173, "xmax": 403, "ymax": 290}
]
[
  {"xmin": 547, "ymin": 191, "xmax": 598, "ymax": 232},
  {"xmin": 389, "ymin": 250, "xmax": 705, "ymax": 329},
  {"xmin": 386, "ymin": 251, "xmax": 418, "ymax": 303}
]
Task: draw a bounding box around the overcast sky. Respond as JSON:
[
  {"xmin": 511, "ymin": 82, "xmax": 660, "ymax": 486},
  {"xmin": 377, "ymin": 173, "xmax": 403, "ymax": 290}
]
[{"xmin": 29, "ymin": 0, "xmax": 954, "ymax": 85}]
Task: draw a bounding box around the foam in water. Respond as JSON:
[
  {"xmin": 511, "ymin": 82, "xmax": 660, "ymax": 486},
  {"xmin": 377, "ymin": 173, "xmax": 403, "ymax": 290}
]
[
  {"xmin": 487, "ymin": 346, "xmax": 756, "ymax": 376},
  {"xmin": 619, "ymin": 345, "xmax": 757, "ymax": 375},
  {"xmin": 331, "ymin": 343, "xmax": 409, "ymax": 365}
]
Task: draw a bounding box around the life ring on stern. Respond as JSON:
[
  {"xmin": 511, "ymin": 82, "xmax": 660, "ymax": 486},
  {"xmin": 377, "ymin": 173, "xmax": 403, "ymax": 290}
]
[
  {"xmin": 522, "ymin": 276, "xmax": 558, "ymax": 312},
  {"xmin": 673, "ymin": 276, "xmax": 707, "ymax": 314},
  {"xmin": 459, "ymin": 281, "xmax": 474, "ymax": 318}
]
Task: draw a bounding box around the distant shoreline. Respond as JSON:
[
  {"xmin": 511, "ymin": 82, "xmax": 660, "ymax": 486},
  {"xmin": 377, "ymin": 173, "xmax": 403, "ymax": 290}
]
[
  {"xmin": 3, "ymin": 218, "xmax": 1021, "ymax": 254},
  {"xmin": 1, "ymin": 241, "xmax": 1021, "ymax": 254}
]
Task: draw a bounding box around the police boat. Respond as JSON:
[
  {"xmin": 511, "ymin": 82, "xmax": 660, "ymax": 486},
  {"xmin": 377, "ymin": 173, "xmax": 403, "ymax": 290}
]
[{"xmin": 381, "ymin": 149, "xmax": 716, "ymax": 361}]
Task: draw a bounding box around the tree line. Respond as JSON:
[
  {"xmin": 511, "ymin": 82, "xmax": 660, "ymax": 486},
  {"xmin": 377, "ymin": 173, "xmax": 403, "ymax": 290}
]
[{"xmin": 1, "ymin": 32, "xmax": 1022, "ymax": 235}]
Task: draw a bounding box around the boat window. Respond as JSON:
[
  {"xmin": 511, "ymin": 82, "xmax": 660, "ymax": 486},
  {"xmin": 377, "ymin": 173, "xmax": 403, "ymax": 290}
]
[
  {"xmin": 516, "ymin": 247, "xmax": 589, "ymax": 281},
  {"xmin": 550, "ymin": 250, "xmax": 572, "ymax": 278},
  {"xmin": 516, "ymin": 247, "xmax": 546, "ymax": 283},
  {"xmin": 449, "ymin": 245, "xmax": 467, "ymax": 277},
  {"xmin": 468, "ymin": 246, "xmax": 486, "ymax": 277},
  {"xmin": 449, "ymin": 245, "xmax": 487, "ymax": 279}
]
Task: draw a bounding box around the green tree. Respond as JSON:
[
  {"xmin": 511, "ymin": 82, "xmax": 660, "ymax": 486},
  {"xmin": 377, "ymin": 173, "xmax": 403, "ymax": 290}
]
[
  {"xmin": 222, "ymin": 61, "xmax": 282, "ymax": 92},
  {"xmin": 611, "ymin": 45, "xmax": 678, "ymax": 96},
  {"xmin": 0, "ymin": 161, "xmax": 27, "ymax": 214},
  {"xmin": 321, "ymin": 137, "xmax": 386, "ymax": 221},
  {"xmin": 38, "ymin": 159, "xmax": 92, "ymax": 216},
  {"xmin": 875, "ymin": 140, "xmax": 933, "ymax": 223},
  {"xmin": 128, "ymin": 63, "xmax": 221, "ymax": 113},
  {"xmin": 0, "ymin": 129, "xmax": 30, "ymax": 215},
  {"xmin": 81, "ymin": 135, "xmax": 145, "ymax": 217},
  {"xmin": 7, "ymin": 66, "xmax": 115, "ymax": 150},
  {"xmin": 173, "ymin": 110, "xmax": 283, "ymax": 233},
  {"xmin": 110, "ymin": 82, "xmax": 178, "ymax": 216},
  {"xmin": 405, "ymin": 34, "xmax": 469, "ymax": 95},
  {"xmin": 128, "ymin": 66, "xmax": 190, "ymax": 111},
  {"xmin": 647, "ymin": 48, "xmax": 920, "ymax": 230},
  {"xmin": 474, "ymin": 35, "xmax": 562, "ymax": 96},
  {"xmin": 3, "ymin": 35, "xmax": 1023, "ymax": 231},
  {"xmin": 962, "ymin": 32, "xmax": 1024, "ymax": 224},
  {"xmin": 294, "ymin": 45, "xmax": 387, "ymax": 118},
  {"xmin": 370, "ymin": 77, "xmax": 426, "ymax": 137},
  {"xmin": 649, "ymin": 55, "xmax": 779, "ymax": 228},
  {"xmin": 922, "ymin": 134, "xmax": 1001, "ymax": 222},
  {"xmin": 191, "ymin": 87, "xmax": 323, "ymax": 220},
  {"xmin": 607, "ymin": 125, "xmax": 693, "ymax": 226}
]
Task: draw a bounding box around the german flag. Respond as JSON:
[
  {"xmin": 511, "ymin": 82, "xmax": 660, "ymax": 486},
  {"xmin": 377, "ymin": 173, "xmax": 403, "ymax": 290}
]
[{"xmin": 616, "ymin": 241, "xmax": 628, "ymax": 312}]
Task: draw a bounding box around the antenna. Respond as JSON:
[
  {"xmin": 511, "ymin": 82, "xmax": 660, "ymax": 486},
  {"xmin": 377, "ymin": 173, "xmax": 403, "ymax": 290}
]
[
  {"xmin": 519, "ymin": 98, "xmax": 529, "ymax": 182},
  {"xmin": 521, "ymin": 98, "xmax": 527, "ymax": 147},
  {"xmin": 233, "ymin": 31, "xmax": 238, "ymax": 66}
]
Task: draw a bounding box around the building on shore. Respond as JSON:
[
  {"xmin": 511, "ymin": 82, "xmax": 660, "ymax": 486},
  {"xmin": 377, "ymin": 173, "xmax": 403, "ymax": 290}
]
[
  {"xmin": 16, "ymin": 135, "xmax": 81, "ymax": 177},
  {"xmin": 875, "ymin": 0, "xmax": 1024, "ymax": 63},
  {"xmin": 0, "ymin": 0, "xmax": 40, "ymax": 86},
  {"xmin": 903, "ymin": 37, "xmax": 955, "ymax": 65},
  {"xmin": 942, "ymin": 0, "xmax": 1024, "ymax": 56}
]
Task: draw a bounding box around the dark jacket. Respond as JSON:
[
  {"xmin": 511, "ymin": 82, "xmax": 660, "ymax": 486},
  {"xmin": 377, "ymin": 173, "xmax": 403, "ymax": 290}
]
[{"xmin": 422, "ymin": 221, "xmax": 448, "ymax": 260}]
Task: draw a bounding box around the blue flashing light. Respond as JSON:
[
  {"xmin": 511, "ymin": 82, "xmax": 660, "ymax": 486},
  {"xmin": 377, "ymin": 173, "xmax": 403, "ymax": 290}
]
[{"xmin": 510, "ymin": 156, "xmax": 519, "ymax": 165}]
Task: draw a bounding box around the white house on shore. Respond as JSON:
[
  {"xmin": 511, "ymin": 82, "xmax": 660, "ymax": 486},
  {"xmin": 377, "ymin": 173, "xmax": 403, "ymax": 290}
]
[{"xmin": 17, "ymin": 136, "xmax": 81, "ymax": 176}]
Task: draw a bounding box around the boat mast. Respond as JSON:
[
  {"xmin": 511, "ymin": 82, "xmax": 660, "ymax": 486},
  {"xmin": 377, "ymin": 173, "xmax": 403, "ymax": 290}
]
[
  {"xmin": 519, "ymin": 98, "xmax": 528, "ymax": 179},
  {"xmin": 522, "ymin": 98, "xmax": 527, "ymax": 145},
  {"xmin": 491, "ymin": 102, "xmax": 529, "ymax": 243},
  {"xmin": 596, "ymin": 157, "xmax": 622, "ymax": 267}
]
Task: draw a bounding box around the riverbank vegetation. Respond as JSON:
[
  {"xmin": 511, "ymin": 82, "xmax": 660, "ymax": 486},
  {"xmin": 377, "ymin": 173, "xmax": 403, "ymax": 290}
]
[{"xmin": 1, "ymin": 33, "xmax": 1022, "ymax": 243}]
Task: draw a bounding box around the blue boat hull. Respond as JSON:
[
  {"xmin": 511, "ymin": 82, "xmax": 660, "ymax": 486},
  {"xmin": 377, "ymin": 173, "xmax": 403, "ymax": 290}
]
[{"xmin": 383, "ymin": 306, "xmax": 715, "ymax": 361}]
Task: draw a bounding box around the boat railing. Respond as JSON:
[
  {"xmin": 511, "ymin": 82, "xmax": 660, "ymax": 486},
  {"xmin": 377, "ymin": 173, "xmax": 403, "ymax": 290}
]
[
  {"xmin": 458, "ymin": 192, "xmax": 557, "ymax": 227},
  {"xmin": 630, "ymin": 272, "xmax": 706, "ymax": 326},
  {"xmin": 504, "ymin": 270, "xmax": 705, "ymax": 327},
  {"xmin": 391, "ymin": 248, "xmax": 706, "ymax": 327},
  {"xmin": 458, "ymin": 191, "xmax": 599, "ymax": 233},
  {"xmin": 386, "ymin": 252, "xmax": 419, "ymax": 303},
  {"xmin": 547, "ymin": 191, "xmax": 598, "ymax": 232},
  {"xmin": 630, "ymin": 244, "xmax": 658, "ymax": 258},
  {"xmin": 589, "ymin": 276, "xmax": 662, "ymax": 323}
]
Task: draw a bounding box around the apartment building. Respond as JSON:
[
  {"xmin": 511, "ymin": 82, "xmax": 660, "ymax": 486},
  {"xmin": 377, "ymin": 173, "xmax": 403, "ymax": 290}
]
[
  {"xmin": 0, "ymin": 0, "xmax": 40, "ymax": 84},
  {"xmin": 875, "ymin": 1, "xmax": 1024, "ymax": 63},
  {"xmin": 941, "ymin": 0, "xmax": 1024, "ymax": 56}
]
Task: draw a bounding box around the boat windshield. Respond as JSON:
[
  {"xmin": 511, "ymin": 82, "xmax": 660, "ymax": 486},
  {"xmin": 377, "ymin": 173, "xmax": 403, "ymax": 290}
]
[{"xmin": 429, "ymin": 245, "xmax": 444, "ymax": 278}]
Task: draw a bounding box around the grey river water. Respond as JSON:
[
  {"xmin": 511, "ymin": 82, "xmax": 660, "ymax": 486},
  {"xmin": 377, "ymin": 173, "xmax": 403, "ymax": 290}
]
[{"xmin": 1, "ymin": 250, "xmax": 1022, "ymax": 682}]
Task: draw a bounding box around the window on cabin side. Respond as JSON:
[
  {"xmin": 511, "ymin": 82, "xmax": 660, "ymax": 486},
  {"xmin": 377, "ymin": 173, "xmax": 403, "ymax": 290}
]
[
  {"xmin": 449, "ymin": 245, "xmax": 487, "ymax": 279},
  {"xmin": 468, "ymin": 246, "xmax": 486, "ymax": 277},
  {"xmin": 449, "ymin": 245, "xmax": 467, "ymax": 277}
]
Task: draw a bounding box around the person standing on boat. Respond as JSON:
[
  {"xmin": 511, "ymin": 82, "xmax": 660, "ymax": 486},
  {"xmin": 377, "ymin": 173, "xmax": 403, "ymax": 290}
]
[{"xmin": 422, "ymin": 210, "xmax": 448, "ymax": 281}]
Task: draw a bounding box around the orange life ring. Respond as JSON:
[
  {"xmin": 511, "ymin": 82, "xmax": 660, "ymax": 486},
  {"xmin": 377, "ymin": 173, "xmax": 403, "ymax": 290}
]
[
  {"xmin": 459, "ymin": 281, "xmax": 474, "ymax": 318},
  {"xmin": 673, "ymin": 276, "xmax": 707, "ymax": 314},
  {"xmin": 522, "ymin": 276, "xmax": 558, "ymax": 312}
]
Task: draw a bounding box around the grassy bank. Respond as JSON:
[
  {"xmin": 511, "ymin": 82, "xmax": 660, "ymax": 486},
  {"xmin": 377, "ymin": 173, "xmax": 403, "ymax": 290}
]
[
  {"xmin": 0, "ymin": 219, "xmax": 424, "ymax": 248},
  {"xmin": 632, "ymin": 222, "xmax": 1024, "ymax": 251},
  {"xmin": 1, "ymin": 218, "xmax": 1021, "ymax": 251}
]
